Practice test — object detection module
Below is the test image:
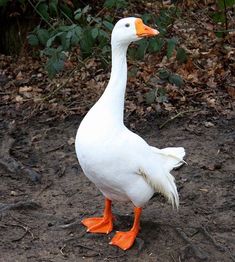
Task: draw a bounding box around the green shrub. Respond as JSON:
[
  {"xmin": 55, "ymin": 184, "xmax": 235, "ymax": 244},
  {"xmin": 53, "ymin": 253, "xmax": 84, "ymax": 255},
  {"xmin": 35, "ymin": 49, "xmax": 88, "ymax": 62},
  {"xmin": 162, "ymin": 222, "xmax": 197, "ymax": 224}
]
[
  {"xmin": 211, "ymin": 0, "xmax": 235, "ymax": 37},
  {"xmin": 24, "ymin": 1, "xmax": 188, "ymax": 78}
]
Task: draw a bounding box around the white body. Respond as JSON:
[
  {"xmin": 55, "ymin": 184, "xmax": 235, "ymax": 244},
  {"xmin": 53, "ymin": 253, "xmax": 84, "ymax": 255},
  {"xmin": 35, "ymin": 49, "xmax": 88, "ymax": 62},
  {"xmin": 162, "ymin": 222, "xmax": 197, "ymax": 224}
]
[{"xmin": 75, "ymin": 18, "xmax": 185, "ymax": 208}]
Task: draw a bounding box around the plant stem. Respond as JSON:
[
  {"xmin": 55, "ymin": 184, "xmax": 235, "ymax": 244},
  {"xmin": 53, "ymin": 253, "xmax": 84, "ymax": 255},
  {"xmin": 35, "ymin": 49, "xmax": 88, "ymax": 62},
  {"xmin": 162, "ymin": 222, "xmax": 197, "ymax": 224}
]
[
  {"xmin": 28, "ymin": 0, "xmax": 55, "ymax": 30},
  {"xmin": 60, "ymin": 9, "xmax": 74, "ymax": 24},
  {"xmin": 159, "ymin": 109, "xmax": 199, "ymax": 129},
  {"xmin": 223, "ymin": 0, "xmax": 228, "ymax": 31}
]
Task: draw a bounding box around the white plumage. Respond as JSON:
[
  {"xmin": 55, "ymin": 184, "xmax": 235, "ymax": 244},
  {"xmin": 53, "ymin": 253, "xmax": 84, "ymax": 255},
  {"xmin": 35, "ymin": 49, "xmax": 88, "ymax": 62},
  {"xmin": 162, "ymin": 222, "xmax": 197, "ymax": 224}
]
[{"xmin": 75, "ymin": 17, "xmax": 185, "ymax": 250}]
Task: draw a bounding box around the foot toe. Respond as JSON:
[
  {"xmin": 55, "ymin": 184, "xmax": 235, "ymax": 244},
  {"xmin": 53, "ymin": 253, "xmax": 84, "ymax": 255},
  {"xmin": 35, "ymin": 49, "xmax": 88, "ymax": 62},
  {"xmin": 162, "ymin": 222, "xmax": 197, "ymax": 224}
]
[
  {"xmin": 82, "ymin": 217, "xmax": 113, "ymax": 234},
  {"xmin": 110, "ymin": 231, "xmax": 137, "ymax": 250}
]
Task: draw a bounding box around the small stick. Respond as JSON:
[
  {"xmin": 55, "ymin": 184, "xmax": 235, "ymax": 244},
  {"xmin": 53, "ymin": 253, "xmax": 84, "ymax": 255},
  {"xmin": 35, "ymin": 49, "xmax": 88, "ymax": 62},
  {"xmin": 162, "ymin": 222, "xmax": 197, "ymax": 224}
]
[
  {"xmin": 59, "ymin": 244, "xmax": 67, "ymax": 256},
  {"xmin": 175, "ymin": 228, "xmax": 208, "ymax": 260},
  {"xmin": 0, "ymin": 200, "xmax": 40, "ymax": 213},
  {"xmin": 43, "ymin": 143, "xmax": 65, "ymax": 153},
  {"xmin": 7, "ymin": 223, "xmax": 34, "ymax": 242},
  {"xmin": 36, "ymin": 181, "xmax": 53, "ymax": 197},
  {"xmin": 57, "ymin": 220, "xmax": 81, "ymax": 230},
  {"xmin": 159, "ymin": 109, "xmax": 198, "ymax": 129},
  {"xmin": 200, "ymin": 226, "xmax": 225, "ymax": 252}
]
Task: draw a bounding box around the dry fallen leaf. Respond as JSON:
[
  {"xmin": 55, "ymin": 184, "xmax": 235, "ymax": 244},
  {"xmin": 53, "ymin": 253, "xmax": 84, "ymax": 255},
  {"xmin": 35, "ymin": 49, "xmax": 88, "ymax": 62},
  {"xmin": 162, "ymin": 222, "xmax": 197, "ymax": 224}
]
[
  {"xmin": 227, "ymin": 87, "xmax": 235, "ymax": 99},
  {"xmin": 15, "ymin": 95, "xmax": 23, "ymax": 102},
  {"xmin": 19, "ymin": 86, "xmax": 33, "ymax": 93},
  {"xmin": 16, "ymin": 71, "xmax": 23, "ymax": 80},
  {"xmin": 199, "ymin": 188, "xmax": 209, "ymax": 193}
]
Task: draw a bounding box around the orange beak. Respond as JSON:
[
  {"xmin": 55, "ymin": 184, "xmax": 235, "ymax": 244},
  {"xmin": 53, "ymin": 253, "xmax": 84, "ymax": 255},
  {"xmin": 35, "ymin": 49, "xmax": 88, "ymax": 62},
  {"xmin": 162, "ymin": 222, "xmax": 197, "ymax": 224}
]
[{"xmin": 135, "ymin": 18, "xmax": 159, "ymax": 38}]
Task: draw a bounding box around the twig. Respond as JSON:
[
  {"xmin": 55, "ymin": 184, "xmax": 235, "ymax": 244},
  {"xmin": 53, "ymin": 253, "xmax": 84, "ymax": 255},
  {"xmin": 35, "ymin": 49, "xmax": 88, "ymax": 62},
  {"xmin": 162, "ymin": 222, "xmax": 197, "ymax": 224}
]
[
  {"xmin": 63, "ymin": 238, "xmax": 101, "ymax": 257},
  {"xmin": 88, "ymin": 8, "xmax": 106, "ymax": 27},
  {"xmin": 0, "ymin": 156, "xmax": 41, "ymax": 182},
  {"xmin": 59, "ymin": 244, "xmax": 67, "ymax": 256},
  {"xmin": 0, "ymin": 200, "xmax": 40, "ymax": 213},
  {"xmin": 42, "ymin": 66, "xmax": 78, "ymax": 101},
  {"xmin": 43, "ymin": 143, "xmax": 65, "ymax": 153},
  {"xmin": 107, "ymin": 254, "xmax": 126, "ymax": 259},
  {"xmin": 159, "ymin": 109, "xmax": 198, "ymax": 129},
  {"xmin": 200, "ymin": 226, "xmax": 226, "ymax": 252},
  {"xmin": 82, "ymin": 253, "xmax": 100, "ymax": 258},
  {"xmin": 36, "ymin": 181, "xmax": 53, "ymax": 197},
  {"xmin": 187, "ymin": 89, "xmax": 213, "ymax": 97},
  {"xmin": 60, "ymin": 9, "xmax": 74, "ymax": 24},
  {"xmin": 170, "ymin": 254, "xmax": 177, "ymax": 262},
  {"xmin": 75, "ymin": 244, "xmax": 100, "ymax": 253},
  {"xmin": 0, "ymin": 129, "xmax": 41, "ymax": 182},
  {"xmin": 28, "ymin": 0, "xmax": 55, "ymax": 30},
  {"xmin": 175, "ymin": 228, "xmax": 208, "ymax": 260},
  {"xmin": 223, "ymin": 0, "xmax": 228, "ymax": 31},
  {"xmin": 75, "ymin": 244, "xmax": 101, "ymax": 257},
  {"xmin": 6, "ymin": 222, "xmax": 34, "ymax": 242},
  {"xmin": 57, "ymin": 220, "xmax": 81, "ymax": 230}
]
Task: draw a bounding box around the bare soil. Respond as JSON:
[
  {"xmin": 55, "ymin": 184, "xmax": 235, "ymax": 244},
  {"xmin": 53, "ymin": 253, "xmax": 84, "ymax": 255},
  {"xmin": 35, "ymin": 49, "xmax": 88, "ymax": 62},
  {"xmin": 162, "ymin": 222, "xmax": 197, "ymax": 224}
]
[{"xmin": 0, "ymin": 110, "xmax": 234, "ymax": 262}]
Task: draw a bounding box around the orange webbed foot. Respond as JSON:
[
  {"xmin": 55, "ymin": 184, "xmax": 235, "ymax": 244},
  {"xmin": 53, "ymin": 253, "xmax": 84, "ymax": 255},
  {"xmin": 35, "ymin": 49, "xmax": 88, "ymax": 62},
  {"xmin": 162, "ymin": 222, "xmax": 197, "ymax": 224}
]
[
  {"xmin": 110, "ymin": 207, "xmax": 142, "ymax": 250},
  {"xmin": 82, "ymin": 217, "xmax": 113, "ymax": 234},
  {"xmin": 82, "ymin": 198, "xmax": 113, "ymax": 234},
  {"xmin": 110, "ymin": 230, "xmax": 138, "ymax": 250}
]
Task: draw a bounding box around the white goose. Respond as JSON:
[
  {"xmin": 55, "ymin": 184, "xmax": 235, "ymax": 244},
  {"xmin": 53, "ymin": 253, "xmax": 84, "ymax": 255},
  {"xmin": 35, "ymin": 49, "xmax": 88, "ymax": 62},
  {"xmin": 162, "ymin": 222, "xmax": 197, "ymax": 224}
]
[{"xmin": 75, "ymin": 17, "xmax": 185, "ymax": 250}]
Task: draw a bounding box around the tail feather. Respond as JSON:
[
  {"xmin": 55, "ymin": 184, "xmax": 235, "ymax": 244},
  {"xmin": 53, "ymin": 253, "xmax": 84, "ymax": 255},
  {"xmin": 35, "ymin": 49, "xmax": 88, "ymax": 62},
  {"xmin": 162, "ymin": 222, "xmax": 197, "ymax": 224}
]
[
  {"xmin": 166, "ymin": 172, "xmax": 179, "ymax": 209},
  {"xmin": 138, "ymin": 168, "xmax": 179, "ymax": 209},
  {"xmin": 139, "ymin": 146, "xmax": 185, "ymax": 209},
  {"xmin": 151, "ymin": 146, "xmax": 186, "ymax": 171}
]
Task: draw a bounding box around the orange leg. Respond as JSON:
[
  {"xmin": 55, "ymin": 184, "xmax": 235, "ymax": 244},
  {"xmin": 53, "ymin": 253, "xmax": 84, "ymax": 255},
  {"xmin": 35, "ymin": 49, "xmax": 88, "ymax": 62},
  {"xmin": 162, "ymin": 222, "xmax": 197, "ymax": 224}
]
[
  {"xmin": 110, "ymin": 207, "xmax": 142, "ymax": 250},
  {"xmin": 82, "ymin": 198, "xmax": 113, "ymax": 234}
]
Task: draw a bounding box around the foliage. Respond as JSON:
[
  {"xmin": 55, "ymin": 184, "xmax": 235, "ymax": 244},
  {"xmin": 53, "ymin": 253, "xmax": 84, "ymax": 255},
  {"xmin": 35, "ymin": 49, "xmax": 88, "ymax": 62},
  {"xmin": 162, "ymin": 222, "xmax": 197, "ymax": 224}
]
[
  {"xmin": 0, "ymin": 0, "xmax": 8, "ymax": 7},
  {"xmin": 211, "ymin": 0, "xmax": 235, "ymax": 37},
  {"xmin": 0, "ymin": 0, "xmax": 188, "ymax": 78},
  {"xmin": 27, "ymin": 2, "xmax": 117, "ymax": 77},
  {"xmin": 144, "ymin": 68, "xmax": 184, "ymax": 105},
  {"xmin": 104, "ymin": 0, "xmax": 128, "ymax": 9},
  {"xmin": 128, "ymin": 8, "xmax": 186, "ymax": 63},
  {"xmin": 145, "ymin": 87, "xmax": 168, "ymax": 105},
  {"xmin": 25, "ymin": 1, "xmax": 189, "ymax": 78},
  {"xmin": 158, "ymin": 68, "xmax": 184, "ymax": 87}
]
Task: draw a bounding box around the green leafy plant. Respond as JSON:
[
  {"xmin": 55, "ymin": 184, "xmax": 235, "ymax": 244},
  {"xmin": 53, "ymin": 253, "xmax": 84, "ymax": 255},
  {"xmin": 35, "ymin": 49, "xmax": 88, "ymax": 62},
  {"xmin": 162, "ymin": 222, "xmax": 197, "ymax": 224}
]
[
  {"xmin": 145, "ymin": 87, "xmax": 168, "ymax": 105},
  {"xmin": 158, "ymin": 68, "xmax": 184, "ymax": 87},
  {"xmin": 26, "ymin": 2, "xmax": 187, "ymax": 78},
  {"xmin": 211, "ymin": 0, "xmax": 235, "ymax": 37},
  {"xmin": 129, "ymin": 7, "xmax": 188, "ymax": 64},
  {"xmin": 0, "ymin": 0, "xmax": 9, "ymax": 7},
  {"xmin": 27, "ymin": 2, "xmax": 116, "ymax": 77},
  {"xmin": 144, "ymin": 68, "xmax": 184, "ymax": 106},
  {"xmin": 104, "ymin": 0, "xmax": 127, "ymax": 9}
]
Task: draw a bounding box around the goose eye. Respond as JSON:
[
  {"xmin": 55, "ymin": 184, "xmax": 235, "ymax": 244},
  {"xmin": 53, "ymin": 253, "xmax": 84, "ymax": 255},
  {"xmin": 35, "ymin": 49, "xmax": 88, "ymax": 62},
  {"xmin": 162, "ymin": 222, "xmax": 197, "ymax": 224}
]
[{"xmin": 125, "ymin": 23, "xmax": 130, "ymax": 28}]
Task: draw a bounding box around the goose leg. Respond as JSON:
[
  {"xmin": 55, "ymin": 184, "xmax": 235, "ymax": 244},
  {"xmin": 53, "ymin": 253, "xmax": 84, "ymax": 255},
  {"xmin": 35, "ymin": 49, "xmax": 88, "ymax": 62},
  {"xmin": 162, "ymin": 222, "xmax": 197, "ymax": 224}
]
[
  {"xmin": 110, "ymin": 207, "xmax": 142, "ymax": 250},
  {"xmin": 82, "ymin": 198, "xmax": 113, "ymax": 234}
]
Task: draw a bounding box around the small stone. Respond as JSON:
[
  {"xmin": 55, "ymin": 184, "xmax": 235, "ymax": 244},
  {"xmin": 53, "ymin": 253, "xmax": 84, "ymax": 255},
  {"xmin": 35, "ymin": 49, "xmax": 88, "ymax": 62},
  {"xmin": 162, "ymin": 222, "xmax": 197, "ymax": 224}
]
[
  {"xmin": 67, "ymin": 137, "xmax": 75, "ymax": 145},
  {"xmin": 204, "ymin": 121, "xmax": 215, "ymax": 127},
  {"xmin": 10, "ymin": 191, "xmax": 17, "ymax": 196}
]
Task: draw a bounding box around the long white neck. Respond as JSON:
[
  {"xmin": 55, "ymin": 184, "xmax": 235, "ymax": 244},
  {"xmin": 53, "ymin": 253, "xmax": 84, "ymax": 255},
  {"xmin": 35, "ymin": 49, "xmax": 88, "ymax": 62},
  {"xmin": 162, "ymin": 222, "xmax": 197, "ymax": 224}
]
[{"xmin": 98, "ymin": 43, "xmax": 128, "ymax": 123}]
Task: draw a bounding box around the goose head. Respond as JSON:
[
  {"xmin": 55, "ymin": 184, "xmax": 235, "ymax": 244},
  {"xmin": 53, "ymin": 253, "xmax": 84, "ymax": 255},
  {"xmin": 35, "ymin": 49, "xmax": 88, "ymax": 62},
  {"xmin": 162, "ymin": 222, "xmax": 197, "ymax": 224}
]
[{"xmin": 111, "ymin": 17, "xmax": 159, "ymax": 46}]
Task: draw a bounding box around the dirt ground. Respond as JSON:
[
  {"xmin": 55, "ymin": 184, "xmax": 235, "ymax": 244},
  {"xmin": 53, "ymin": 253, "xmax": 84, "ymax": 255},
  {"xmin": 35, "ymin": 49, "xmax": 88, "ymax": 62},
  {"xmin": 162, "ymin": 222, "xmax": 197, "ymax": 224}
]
[{"xmin": 0, "ymin": 108, "xmax": 234, "ymax": 262}]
